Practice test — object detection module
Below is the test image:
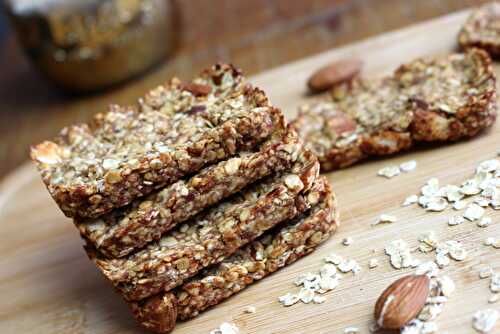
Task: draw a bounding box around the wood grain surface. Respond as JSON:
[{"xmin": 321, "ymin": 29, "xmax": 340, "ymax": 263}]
[
  {"xmin": 2, "ymin": 9, "xmax": 500, "ymax": 334},
  {"xmin": 0, "ymin": 0, "xmax": 492, "ymax": 180}
]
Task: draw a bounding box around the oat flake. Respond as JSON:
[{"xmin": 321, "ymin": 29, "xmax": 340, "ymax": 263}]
[
  {"xmin": 378, "ymin": 165, "xmax": 400, "ymax": 178},
  {"xmin": 472, "ymin": 309, "xmax": 499, "ymax": 333},
  {"xmin": 400, "ymin": 160, "xmax": 417, "ymax": 172}
]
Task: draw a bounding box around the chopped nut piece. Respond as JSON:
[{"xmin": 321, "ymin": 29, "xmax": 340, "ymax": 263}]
[
  {"xmin": 284, "ymin": 174, "xmax": 304, "ymax": 191},
  {"xmin": 344, "ymin": 327, "xmax": 360, "ymax": 334}
]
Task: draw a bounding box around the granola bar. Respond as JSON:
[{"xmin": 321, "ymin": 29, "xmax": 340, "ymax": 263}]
[
  {"xmin": 290, "ymin": 49, "xmax": 497, "ymax": 171},
  {"xmin": 130, "ymin": 177, "xmax": 337, "ymax": 333},
  {"xmin": 31, "ymin": 64, "xmax": 285, "ymax": 219},
  {"xmin": 87, "ymin": 149, "xmax": 320, "ymax": 301},
  {"xmin": 77, "ymin": 129, "xmax": 302, "ymax": 258},
  {"xmin": 459, "ymin": 2, "xmax": 500, "ymax": 57}
]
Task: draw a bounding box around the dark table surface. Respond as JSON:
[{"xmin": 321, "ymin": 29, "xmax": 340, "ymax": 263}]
[{"xmin": 0, "ymin": 0, "xmax": 489, "ymax": 180}]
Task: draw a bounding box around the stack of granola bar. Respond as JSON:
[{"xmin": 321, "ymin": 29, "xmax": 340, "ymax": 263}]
[{"xmin": 31, "ymin": 64, "xmax": 339, "ymax": 333}]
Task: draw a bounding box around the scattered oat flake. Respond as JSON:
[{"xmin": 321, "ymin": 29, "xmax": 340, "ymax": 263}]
[
  {"xmin": 416, "ymin": 261, "xmax": 439, "ymax": 277},
  {"xmin": 477, "ymin": 159, "xmax": 500, "ymax": 173},
  {"xmin": 403, "ymin": 195, "xmax": 419, "ymax": 206},
  {"xmin": 313, "ymin": 295, "xmax": 326, "ymax": 304},
  {"xmin": 444, "ymin": 185, "xmax": 464, "ymax": 202},
  {"xmin": 385, "ymin": 239, "xmax": 417, "ymax": 269},
  {"xmin": 298, "ymin": 287, "xmax": 315, "ymax": 303},
  {"xmin": 480, "ymin": 267, "xmax": 493, "ymax": 279},
  {"xmin": 448, "ymin": 215, "xmax": 465, "ymax": 226},
  {"xmin": 477, "ymin": 217, "xmax": 492, "ymax": 228},
  {"xmin": 474, "ymin": 197, "xmax": 490, "ymax": 207},
  {"xmin": 452, "ymin": 200, "xmax": 467, "ymax": 210},
  {"xmin": 344, "ymin": 327, "xmax": 360, "ymax": 334},
  {"xmin": 210, "ymin": 322, "xmax": 239, "ymax": 334},
  {"xmin": 378, "ymin": 165, "xmax": 400, "ymax": 178},
  {"xmin": 490, "ymin": 273, "xmax": 500, "ymax": 293},
  {"xmin": 368, "ymin": 258, "xmax": 379, "ymax": 269},
  {"xmin": 485, "ymin": 237, "xmax": 496, "ymax": 246},
  {"xmin": 473, "ymin": 309, "xmax": 499, "ymax": 333},
  {"xmin": 438, "ymin": 275, "xmax": 455, "ymax": 297},
  {"xmin": 243, "ymin": 306, "xmax": 256, "ymax": 314},
  {"xmin": 464, "ymin": 203, "xmax": 485, "ymax": 221},
  {"xmin": 278, "ymin": 293, "xmax": 299, "ymax": 306},
  {"xmin": 425, "ymin": 197, "xmax": 448, "ymax": 212},
  {"xmin": 421, "ymin": 178, "xmax": 440, "ymax": 197},
  {"xmin": 400, "ymin": 160, "xmax": 417, "ymax": 172},
  {"xmin": 324, "ymin": 253, "xmax": 343, "ymax": 265},
  {"xmin": 342, "ymin": 237, "xmax": 353, "ymax": 246},
  {"xmin": 374, "ymin": 214, "xmax": 397, "ymax": 225},
  {"xmin": 488, "ymin": 294, "xmax": 499, "ymax": 304}
]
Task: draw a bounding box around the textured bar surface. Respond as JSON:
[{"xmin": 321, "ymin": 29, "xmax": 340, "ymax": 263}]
[
  {"xmin": 31, "ymin": 64, "xmax": 284, "ymax": 218},
  {"xmin": 77, "ymin": 129, "xmax": 300, "ymax": 258},
  {"xmin": 88, "ymin": 149, "xmax": 320, "ymax": 301},
  {"xmin": 130, "ymin": 177, "xmax": 337, "ymax": 333},
  {"xmin": 290, "ymin": 49, "xmax": 497, "ymax": 171},
  {"xmin": 459, "ymin": 2, "xmax": 500, "ymax": 57}
]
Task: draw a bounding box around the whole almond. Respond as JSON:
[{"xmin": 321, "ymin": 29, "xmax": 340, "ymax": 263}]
[
  {"xmin": 374, "ymin": 274, "xmax": 430, "ymax": 329},
  {"xmin": 307, "ymin": 58, "xmax": 362, "ymax": 93}
]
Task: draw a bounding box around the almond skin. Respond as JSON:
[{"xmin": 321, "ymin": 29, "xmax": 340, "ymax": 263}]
[
  {"xmin": 182, "ymin": 83, "xmax": 212, "ymax": 96},
  {"xmin": 374, "ymin": 274, "xmax": 430, "ymax": 329},
  {"xmin": 307, "ymin": 58, "xmax": 362, "ymax": 93}
]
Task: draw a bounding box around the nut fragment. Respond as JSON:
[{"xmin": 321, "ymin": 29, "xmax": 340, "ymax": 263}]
[
  {"xmin": 182, "ymin": 83, "xmax": 212, "ymax": 96},
  {"xmin": 374, "ymin": 274, "xmax": 430, "ymax": 329},
  {"xmin": 307, "ymin": 58, "xmax": 362, "ymax": 93}
]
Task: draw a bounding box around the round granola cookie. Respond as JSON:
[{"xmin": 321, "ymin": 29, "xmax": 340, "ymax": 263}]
[
  {"xmin": 290, "ymin": 49, "xmax": 497, "ymax": 172},
  {"xmin": 459, "ymin": 2, "xmax": 500, "ymax": 57}
]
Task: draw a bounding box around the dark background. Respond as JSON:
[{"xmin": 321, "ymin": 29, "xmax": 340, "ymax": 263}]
[{"xmin": 0, "ymin": 0, "xmax": 491, "ymax": 180}]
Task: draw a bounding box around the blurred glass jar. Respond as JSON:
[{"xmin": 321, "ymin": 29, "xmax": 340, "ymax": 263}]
[{"xmin": 5, "ymin": 0, "xmax": 176, "ymax": 92}]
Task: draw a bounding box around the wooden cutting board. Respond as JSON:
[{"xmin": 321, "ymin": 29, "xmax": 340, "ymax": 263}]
[{"xmin": 1, "ymin": 9, "xmax": 499, "ymax": 334}]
